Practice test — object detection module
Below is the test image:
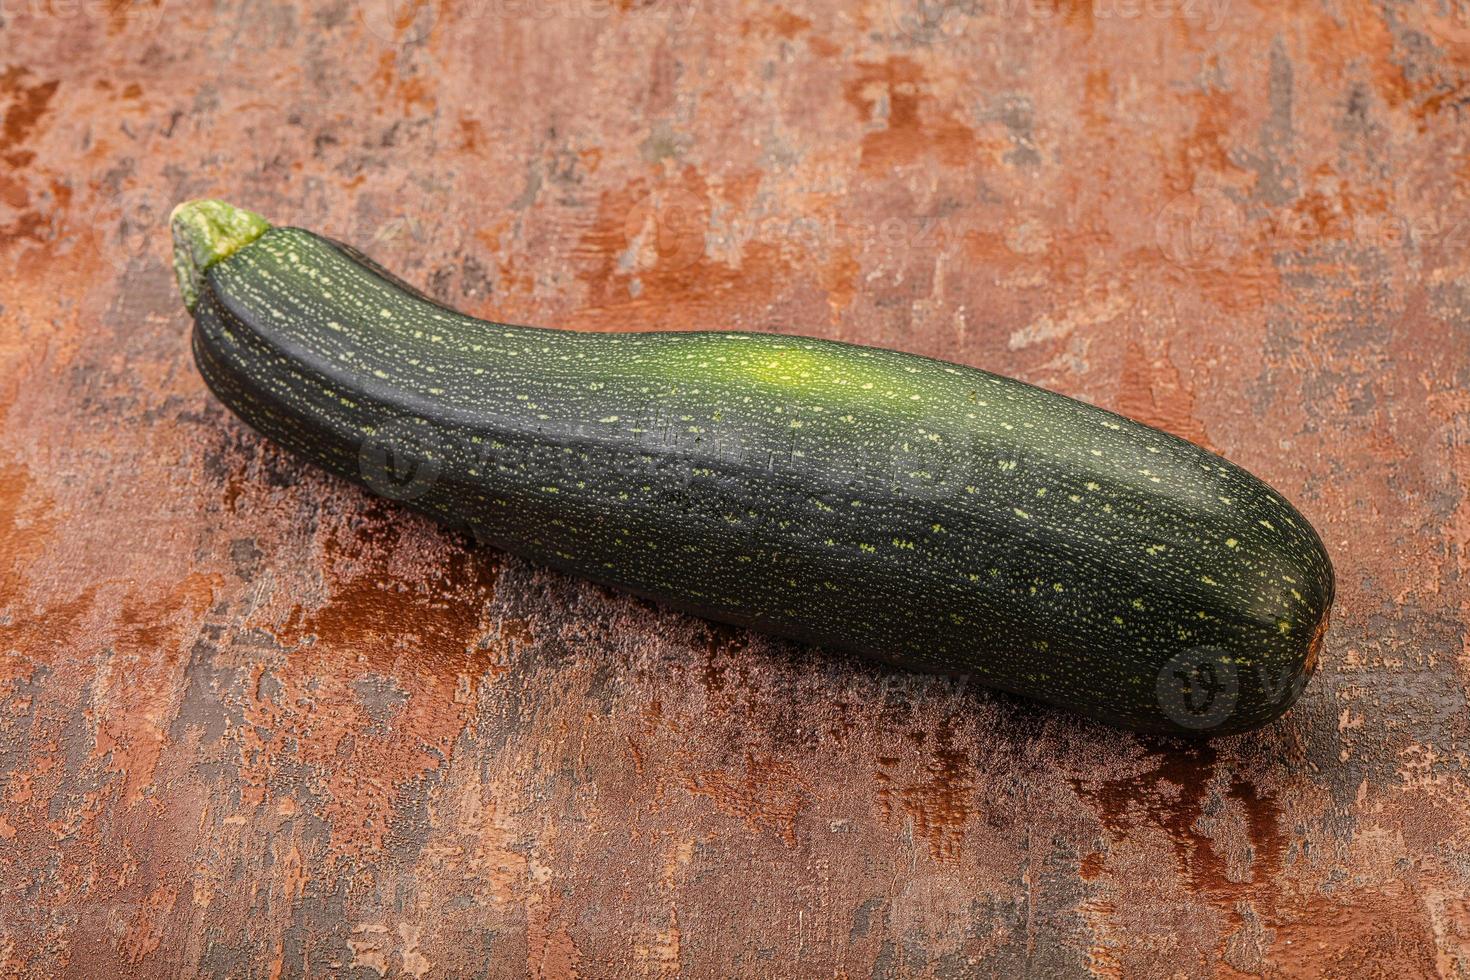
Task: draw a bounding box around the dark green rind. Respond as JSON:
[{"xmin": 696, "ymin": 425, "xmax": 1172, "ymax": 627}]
[{"xmin": 182, "ymin": 216, "xmax": 1334, "ymax": 735}]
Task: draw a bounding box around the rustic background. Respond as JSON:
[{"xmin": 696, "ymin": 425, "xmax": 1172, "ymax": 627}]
[{"xmin": 2, "ymin": 0, "xmax": 1468, "ymax": 976}]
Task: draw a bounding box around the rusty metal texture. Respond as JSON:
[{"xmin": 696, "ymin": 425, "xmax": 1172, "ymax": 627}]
[{"xmin": 1, "ymin": 0, "xmax": 1468, "ymax": 976}]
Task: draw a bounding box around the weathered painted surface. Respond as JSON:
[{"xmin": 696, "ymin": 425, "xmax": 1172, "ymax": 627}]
[{"xmin": 1, "ymin": 1, "xmax": 1467, "ymax": 976}]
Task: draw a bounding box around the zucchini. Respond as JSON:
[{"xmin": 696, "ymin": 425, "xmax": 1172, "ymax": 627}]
[{"xmin": 171, "ymin": 199, "xmax": 1333, "ymax": 735}]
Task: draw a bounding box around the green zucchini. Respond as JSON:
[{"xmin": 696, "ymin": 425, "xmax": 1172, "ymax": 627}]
[{"xmin": 171, "ymin": 199, "xmax": 1333, "ymax": 735}]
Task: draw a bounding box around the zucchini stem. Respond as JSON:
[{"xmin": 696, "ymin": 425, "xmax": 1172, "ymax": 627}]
[{"xmin": 170, "ymin": 199, "xmax": 271, "ymax": 311}]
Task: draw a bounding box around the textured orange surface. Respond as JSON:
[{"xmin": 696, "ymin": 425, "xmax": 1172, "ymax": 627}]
[{"xmin": 2, "ymin": 1, "xmax": 1469, "ymax": 977}]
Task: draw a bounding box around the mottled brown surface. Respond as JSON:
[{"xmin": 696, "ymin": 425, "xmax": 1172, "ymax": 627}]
[{"xmin": 1, "ymin": 1, "xmax": 1468, "ymax": 977}]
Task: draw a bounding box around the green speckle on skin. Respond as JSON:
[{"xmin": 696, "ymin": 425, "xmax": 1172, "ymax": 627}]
[{"xmin": 170, "ymin": 199, "xmax": 271, "ymax": 312}]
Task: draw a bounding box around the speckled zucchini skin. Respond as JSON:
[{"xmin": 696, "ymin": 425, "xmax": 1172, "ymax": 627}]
[{"xmin": 181, "ymin": 209, "xmax": 1333, "ymax": 735}]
